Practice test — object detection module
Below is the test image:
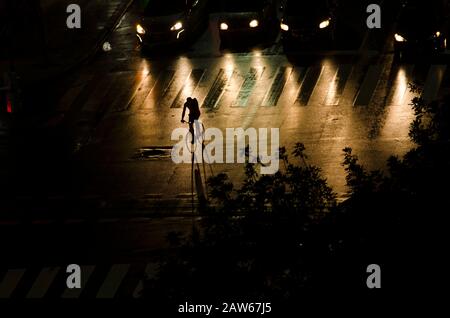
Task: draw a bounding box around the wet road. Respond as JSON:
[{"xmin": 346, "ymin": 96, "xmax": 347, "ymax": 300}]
[
  {"xmin": 1, "ymin": 1, "xmax": 450, "ymax": 298},
  {"xmin": 47, "ymin": 2, "xmax": 449, "ymax": 202},
  {"xmin": 7, "ymin": 1, "xmax": 448, "ymax": 205}
]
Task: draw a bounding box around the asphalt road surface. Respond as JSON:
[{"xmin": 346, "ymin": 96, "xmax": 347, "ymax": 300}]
[{"xmin": 1, "ymin": 1, "xmax": 449, "ymax": 299}]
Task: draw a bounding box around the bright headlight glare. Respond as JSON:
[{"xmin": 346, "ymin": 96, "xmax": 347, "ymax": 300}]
[
  {"xmin": 319, "ymin": 19, "xmax": 330, "ymax": 29},
  {"xmin": 171, "ymin": 21, "xmax": 183, "ymax": 31},
  {"xmin": 220, "ymin": 22, "xmax": 229, "ymax": 30},
  {"xmin": 136, "ymin": 24, "xmax": 146, "ymax": 35},
  {"xmin": 280, "ymin": 23, "xmax": 289, "ymax": 31},
  {"xmin": 394, "ymin": 33, "xmax": 406, "ymax": 42},
  {"xmin": 249, "ymin": 19, "xmax": 259, "ymax": 28}
]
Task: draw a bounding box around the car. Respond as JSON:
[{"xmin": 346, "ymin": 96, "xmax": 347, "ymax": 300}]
[
  {"xmin": 280, "ymin": 0, "xmax": 337, "ymax": 49},
  {"xmin": 394, "ymin": 0, "xmax": 449, "ymax": 60},
  {"xmin": 136, "ymin": 0, "xmax": 209, "ymax": 49},
  {"xmin": 217, "ymin": 0, "xmax": 278, "ymax": 44}
]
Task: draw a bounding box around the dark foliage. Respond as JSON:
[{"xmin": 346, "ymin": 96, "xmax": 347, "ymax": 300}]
[{"xmin": 143, "ymin": 89, "xmax": 449, "ymax": 303}]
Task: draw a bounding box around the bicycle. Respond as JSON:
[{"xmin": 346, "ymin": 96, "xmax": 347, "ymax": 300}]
[
  {"xmin": 180, "ymin": 120, "xmax": 214, "ymax": 213},
  {"xmin": 182, "ymin": 119, "xmax": 205, "ymax": 154}
]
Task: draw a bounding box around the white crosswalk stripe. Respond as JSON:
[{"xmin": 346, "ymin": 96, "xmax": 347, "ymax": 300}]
[
  {"xmin": 353, "ymin": 64, "xmax": 383, "ymax": 106},
  {"xmin": 58, "ymin": 59, "xmax": 449, "ymax": 118},
  {"xmin": 132, "ymin": 262, "xmax": 158, "ymax": 299},
  {"xmin": 96, "ymin": 264, "xmax": 131, "ymax": 299},
  {"xmin": 26, "ymin": 267, "xmax": 60, "ymax": 299},
  {"xmin": 0, "ymin": 269, "xmax": 26, "ymax": 298},
  {"xmin": 0, "ymin": 263, "xmax": 159, "ymax": 299},
  {"xmin": 386, "ymin": 65, "xmax": 415, "ymax": 106}
]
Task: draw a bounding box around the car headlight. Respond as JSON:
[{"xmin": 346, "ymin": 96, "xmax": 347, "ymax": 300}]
[
  {"xmin": 249, "ymin": 19, "xmax": 259, "ymax": 28},
  {"xmin": 280, "ymin": 22, "xmax": 289, "ymax": 31},
  {"xmin": 220, "ymin": 22, "xmax": 229, "ymax": 30},
  {"xmin": 319, "ymin": 19, "xmax": 330, "ymax": 29},
  {"xmin": 170, "ymin": 21, "xmax": 183, "ymax": 31},
  {"xmin": 136, "ymin": 24, "xmax": 146, "ymax": 35},
  {"xmin": 394, "ymin": 33, "xmax": 406, "ymax": 42}
]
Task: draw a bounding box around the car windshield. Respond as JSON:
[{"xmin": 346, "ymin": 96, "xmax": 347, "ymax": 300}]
[
  {"xmin": 399, "ymin": 2, "xmax": 441, "ymax": 29},
  {"xmin": 220, "ymin": 0, "xmax": 266, "ymax": 12},
  {"xmin": 285, "ymin": 0, "xmax": 330, "ymax": 17},
  {"xmin": 144, "ymin": 0, "xmax": 187, "ymax": 16}
]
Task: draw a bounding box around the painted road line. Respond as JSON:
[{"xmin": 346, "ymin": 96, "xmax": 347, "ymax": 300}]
[
  {"xmin": 353, "ymin": 64, "xmax": 383, "ymax": 106},
  {"xmin": 307, "ymin": 65, "xmax": 337, "ymax": 106},
  {"xmin": 0, "ymin": 269, "xmax": 26, "ymax": 298},
  {"xmin": 122, "ymin": 70, "xmax": 156, "ymax": 111},
  {"xmin": 421, "ymin": 65, "xmax": 447, "ymax": 103},
  {"xmin": 113, "ymin": 263, "xmax": 146, "ymax": 298},
  {"xmin": 232, "ymin": 67, "xmax": 265, "ymax": 107},
  {"xmin": 386, "ymin": 65, "xmax": 414, "ymax": 106},
  {"xmin": 202, "ymin": 68, "xmax": 234, "ymax": 109},
  {"xmin": 296, "ymin": 66, "xmax": 323, "ymax": 106},
  {"xmin": 26, "ymin": 267, "xmax": 61, "ymax": 299},
  {"xmin": 110, "ymin": 72, "xmax": 146, "ymax": 112},
  {"xmin": 96, "ymin": 264, "xmax": 131, "ymax": 299},
  {"xmin": 128, "ymin": 71, "xmax": 158, "ymax": 110},
  {"xmin": 160, "ymin": 69, "xmax": 192, "ymax": 109},
  {"xmin": 141, "ymin": 70, "xmax": 176, "ymax": 110},
  {"xmin": 61, "ymin": 265, "xmax": 96, "ymax": 299},
  {"xmin": 171, "ymin": 69, "xmax": 206, "ymax": 108},
  {"xmin": 324, "ymin": 65, "xmax": 353, "ymax": 106},
  {"xmin": 68, "ymin": 73, "xmax": 104, "ymax": 114},
  {"xmin": 82, "ymin": 73, "xmax": 116, "ymax": 112},
  {"xmin": 261, "ymin": 67, "xmax": 292, "ymax": 107},
  {"xmin": 57, "ymin": 74, "xmax": 93, "ymax": 112},
  {"xmin": 132, "ymin": 262, "xmax": 159, "ymax": 298},
  {"xmin": 292, "ymin": 67, "xmax": 308, "ymax": 100}
]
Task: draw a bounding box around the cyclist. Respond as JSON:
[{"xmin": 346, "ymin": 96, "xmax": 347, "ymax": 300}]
[
  {"xmin": 181, "ymin": 97, "xmax": 200, "ymax": 124},
  {"xmin": 181, "ymin": 97, "xmax": 201, "ymax": 144}
]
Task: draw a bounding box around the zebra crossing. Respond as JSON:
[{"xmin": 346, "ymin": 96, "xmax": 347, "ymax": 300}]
[
  {"xmin": 0, "ymin": 262, "xmax": 158, "ymax": 299},
  {"xmin": 58, "ymin": 59, "xmax": 449, "ymax": 117}
]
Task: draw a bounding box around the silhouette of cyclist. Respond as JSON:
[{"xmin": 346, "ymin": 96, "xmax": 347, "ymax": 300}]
[
  {"xmin": 181, "ymin": 97, "xmax": 201, "ymax": 144},
  {"xmin": 181, "ymin": 97, "xmax": 200, "ymax": 124}
]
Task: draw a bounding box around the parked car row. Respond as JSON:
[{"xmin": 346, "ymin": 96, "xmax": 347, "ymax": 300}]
[
  {"xmin": 135, "ymin": 0, "xmax": 340, "ymax": 50},
  {"xmin": 280, "ymin": 0, "xmax": 337, "ymax": 49},
  {"xmin": 217, "ymin": 0, "xmax": 278, "ymax": 45},
  {"xmin": 135, "ymin": 0, "xmax": 450, "ymax": 57},
  {"xmin": 394, "ymin": 0, "xmax": 449, "ymax": 60},
  {"xmin": 135, "ymin": 0, "xmax": 209, "ymax": 48}
]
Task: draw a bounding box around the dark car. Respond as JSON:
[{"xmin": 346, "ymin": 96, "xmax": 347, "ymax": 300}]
[
  {"xmin": 280, "ymin": 0, "xmax": 337, "ymax": 49},
  {"xmin": 217, "ymin": 0, "xmax": 278, "ymax": 44},
  {"xmin": 136, "ymin": 0, "xmax": 209, "ymax": 49},
  {"xmin": 394, "ymin": 0, "xmax": 449, "ymax": 59}
]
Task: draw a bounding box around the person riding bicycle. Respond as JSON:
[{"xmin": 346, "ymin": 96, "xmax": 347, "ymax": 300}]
[
  {"xmin": 181, "ymin": 97, "xmax": 200, "ymax": 124},
  {"xmin": 181, "ymin": 97, "xmax": 201, "ymax": 144}
]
